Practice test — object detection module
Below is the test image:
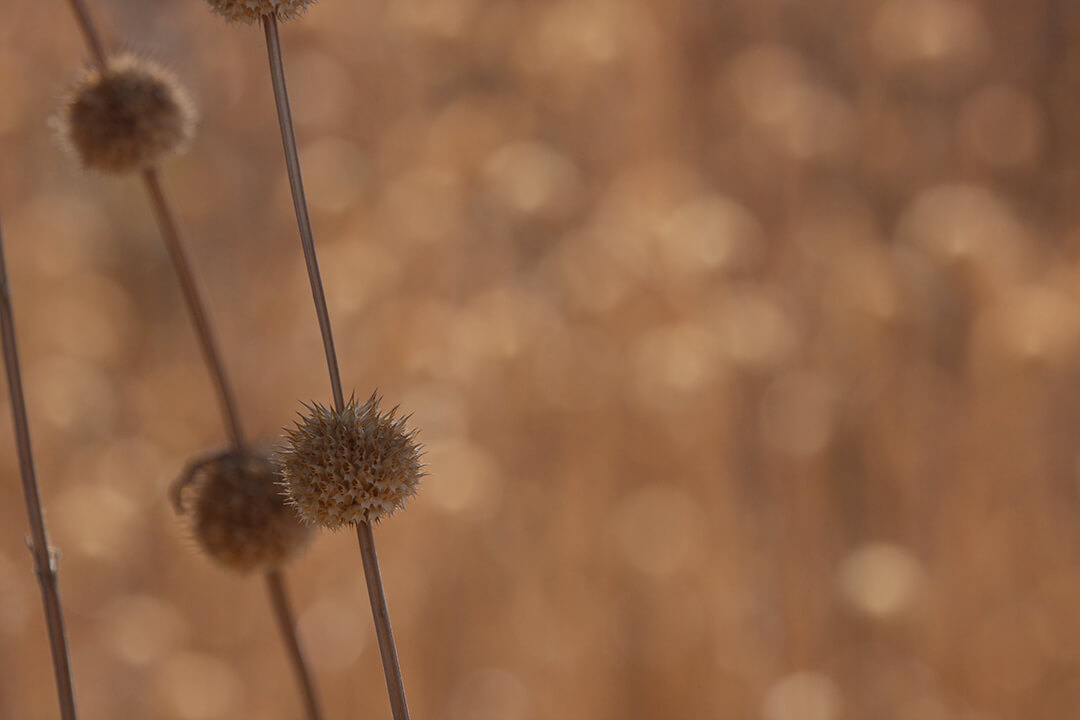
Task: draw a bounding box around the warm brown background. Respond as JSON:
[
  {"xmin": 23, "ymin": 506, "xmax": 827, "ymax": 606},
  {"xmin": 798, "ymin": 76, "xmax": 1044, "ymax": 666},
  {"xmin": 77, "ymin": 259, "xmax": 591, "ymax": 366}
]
[{"xmin": 2, "ymin": 0, "xmax": 1080, "ymax": 718}]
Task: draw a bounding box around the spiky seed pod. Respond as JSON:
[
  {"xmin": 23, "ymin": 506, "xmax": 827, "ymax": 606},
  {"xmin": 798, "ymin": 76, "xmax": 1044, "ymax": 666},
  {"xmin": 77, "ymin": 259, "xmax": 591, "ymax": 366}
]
[
  {"xmin": 203, "ymin": 0, "xmax": 316, "ymax": 24},
  {"xmin": 186, "ymin": 451, "xmax": 313, "ymax": 573},
  {"xmin": 59, "ymin": 55, "xmax": 195, "ymax": 173},
  {"xmin": 279, "ymin": 394, "xmax": 424, "ymax": 529}
]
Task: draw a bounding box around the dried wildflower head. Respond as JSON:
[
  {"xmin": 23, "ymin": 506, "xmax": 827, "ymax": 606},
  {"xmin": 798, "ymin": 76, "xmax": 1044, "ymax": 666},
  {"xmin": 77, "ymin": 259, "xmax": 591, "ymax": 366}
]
[
  {"xmin": 175, "ymin": 451, "xmax": 313, "ymax": 573},
  {"xmin": 279, "ymin": 393, "xmax": 424, "ymax": 529},
  {"xmin": 59, "ymin": 55, "xmax": 195, "ymax": 173},
  {"xmin": 204, "ymin": 0, "xmax": 316, "ymax": 24}
]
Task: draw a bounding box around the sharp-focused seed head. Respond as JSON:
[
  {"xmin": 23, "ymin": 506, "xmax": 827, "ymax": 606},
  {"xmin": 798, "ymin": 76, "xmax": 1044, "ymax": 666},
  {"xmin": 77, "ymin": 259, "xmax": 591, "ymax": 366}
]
[
  {"xmin": 59, "ymin": 55, "xmax": 195, "ymax": 173},
  {"xmin": 203, "ymin": 0, "xmax": 316, "ymax": 24},
  {"xmin": 278, "ymin": 393, "xmax": 424, "ymax": 529},
  {"xmin": 185, "ymin": 451, "xmax": 313, "ymax": 573}
]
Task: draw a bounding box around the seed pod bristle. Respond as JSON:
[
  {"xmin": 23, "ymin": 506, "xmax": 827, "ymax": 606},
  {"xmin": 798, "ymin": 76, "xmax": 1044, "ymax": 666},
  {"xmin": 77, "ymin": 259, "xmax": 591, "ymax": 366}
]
[
  {"xmin": 278, "ymin": 393, "xmax": 425, "ymax": 529},
  {"xmin": 58, "ymin": 54, "xmax": 195, "ymax": 174}
]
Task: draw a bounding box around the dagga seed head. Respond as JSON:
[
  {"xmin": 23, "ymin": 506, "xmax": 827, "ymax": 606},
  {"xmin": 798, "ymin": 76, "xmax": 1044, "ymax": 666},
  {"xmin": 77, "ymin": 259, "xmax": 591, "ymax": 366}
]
[
  {"xmin": 59, "ymin": 55, "xmax": 195, "ymax": 174},
  {"xmin": 179, "ymin": 451, "xmax": 313, "ymax": 573},
  {"xmin": 203, "ymin": 0, "xmax": 316, "ymax": 24},
  {"xmin": 278, "ymin": 393, "xmax": 424, "ymax": 529}
]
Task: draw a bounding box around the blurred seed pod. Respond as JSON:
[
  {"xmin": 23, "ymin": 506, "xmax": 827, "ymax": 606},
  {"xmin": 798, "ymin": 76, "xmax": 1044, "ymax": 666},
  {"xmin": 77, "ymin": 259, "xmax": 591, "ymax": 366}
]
[
  {"xmin": 58, "ymin": 55, "xmax": 195, "ymax": 174},
  {"xmin": 279, "ymin": 393, "xmax": 424, "ymax": 529},
  {"xmin": 204, "ymin": 0, "xmax": 317, "ymax": 24},
  {"xmin": 173, "ymin": 450, "xmax": 313, "ymax": 573}
]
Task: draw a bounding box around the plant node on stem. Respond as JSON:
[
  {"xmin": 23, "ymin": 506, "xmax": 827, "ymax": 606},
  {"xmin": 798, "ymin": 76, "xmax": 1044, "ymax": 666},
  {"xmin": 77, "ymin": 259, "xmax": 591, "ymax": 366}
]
[{"xmin": 0, "ymin": 215, "xmax": 79, "ymax": 720}]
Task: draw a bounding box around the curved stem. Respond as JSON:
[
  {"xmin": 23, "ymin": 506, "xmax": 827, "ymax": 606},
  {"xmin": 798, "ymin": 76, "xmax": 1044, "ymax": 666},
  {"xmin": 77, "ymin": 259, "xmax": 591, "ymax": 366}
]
[
  {"xmin": 0, "ymin": 216, "xmax": 79, "ymax": 720},
  {"xmin": 141, "ymin": 169, "xmax": 247, "ymax": 451},
  {"xmin": 265, "ymin": 569, "xmax": 324, "ymax": 720},
  {"xmin": 263, "ymin": 16, "xmax": 410, "ymax": 720},
  {"xmin": 262, "ymin": 15, "xmax": 345, "ymax": 412}
]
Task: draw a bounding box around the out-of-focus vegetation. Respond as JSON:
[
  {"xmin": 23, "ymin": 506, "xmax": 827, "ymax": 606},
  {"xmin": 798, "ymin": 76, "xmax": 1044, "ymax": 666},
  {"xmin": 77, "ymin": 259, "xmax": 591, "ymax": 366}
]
[{"xmin": 2, "ymin": 0, "xmax": 1080, "ymax": 718}]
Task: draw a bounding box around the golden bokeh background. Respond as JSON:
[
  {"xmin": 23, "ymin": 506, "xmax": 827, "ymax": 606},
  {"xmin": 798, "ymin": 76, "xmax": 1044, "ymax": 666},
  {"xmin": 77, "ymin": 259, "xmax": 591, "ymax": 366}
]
[{"xmin": 3, "ymin": 0, "xmax": 1080, "ymax": 718}]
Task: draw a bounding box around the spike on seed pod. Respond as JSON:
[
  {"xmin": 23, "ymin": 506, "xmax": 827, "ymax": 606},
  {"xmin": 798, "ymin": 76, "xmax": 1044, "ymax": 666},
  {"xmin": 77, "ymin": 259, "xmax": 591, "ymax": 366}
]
[
  {"xmin": 278, "ymin": 393, "xmax": 425, "ymax": 529},
  {"xmin": 180, "ymin": 451, "xmax": 314, "ymax": 573},
  {"xmin": 203, "ymin": 0, "xmax": 317, "ymax": 24},
  {"xmin": 58, "ymin": 55, "xmax": 195, "ymax": 174}
]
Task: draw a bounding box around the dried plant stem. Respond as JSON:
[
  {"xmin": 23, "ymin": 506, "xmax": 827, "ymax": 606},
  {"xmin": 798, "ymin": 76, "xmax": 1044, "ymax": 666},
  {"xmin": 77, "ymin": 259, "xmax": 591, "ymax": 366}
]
[
  {"xmin": 266, "ymin": 569, "xmax": 324, "ymax": 720},
  {"xmin": 262, "ymin": 16, "xmax": 345, "ymax": 412},
  {"xmin": 0, "ymin": 216, "xmax": 79, "ymax": 720},
  {"xmin": 263, "ymin": 15, "xmax": 411, "ymax": 720},
  {"xmin": 143, "ymin": 180, "xmax": 329, "ymax": 720},
  {"xmin": 144, "ymin": 113, "xmax": 327, "ymax": 720},
  {"xmin": 140, "ymin": 169, "xmax": 246, "ymax": 451},
  {"xmin": 62, "ymin": 5, "xmax": 325, "ymax": 719},
  {"xmin": 64, "ymin": 0, "xmax": 107, "ymax": 68},
  {"xmin": 357, "ymin": 522, "xmax": 411, "ymax": 720}
]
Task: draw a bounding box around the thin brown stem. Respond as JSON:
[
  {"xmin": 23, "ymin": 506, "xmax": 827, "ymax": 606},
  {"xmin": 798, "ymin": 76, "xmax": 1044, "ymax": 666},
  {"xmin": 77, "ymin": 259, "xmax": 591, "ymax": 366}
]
[
  {"xmin": 263, "ymin": 16, "xmax": 410, "ymax": 720},
  {"xmin": 64, "ymin": 0, "xmax": 107, "ymax": 70},
  {"xmin": 265, "ymin": 569, "xmax": 324, "ymax": 720},
  {"xmin": 357, "ymin": 522, "xmax": 411, "ymax": 720},
  {"xmin": 0, "ymin": 216, "xmax": 79, "ymax": 720},
  {"xmin": 262, "ymin": 15, "xmax": 345, "ymax": 412},
  {"xmin": 141, "ymin": 169, "xmax": 246, "ymax": 451}
]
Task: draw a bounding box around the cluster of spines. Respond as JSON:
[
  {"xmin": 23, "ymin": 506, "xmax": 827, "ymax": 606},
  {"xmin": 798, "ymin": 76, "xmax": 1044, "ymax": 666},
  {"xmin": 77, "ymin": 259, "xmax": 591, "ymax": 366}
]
[{"xmin": 278, "ymin": 394, "xmax": 425, "ymax": 529}]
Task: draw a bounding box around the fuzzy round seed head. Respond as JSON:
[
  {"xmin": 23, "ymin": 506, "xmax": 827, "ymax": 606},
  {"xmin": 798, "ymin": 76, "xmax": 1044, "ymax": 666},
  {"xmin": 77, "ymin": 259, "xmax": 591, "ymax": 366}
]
[
  {"xmin": 279, "ymin": 394, "xmax": 424, "ymax": 529},
  {"xmin": 204, "ymin": 0, "xmax": 316, "ymax": 24},
  {"xmin": 189, "ymin": 452, "xmax": 313, "ymax": 572},
  {"xmin": 59, "ymin": 55, "xmax": 195, "ymax": 174}
]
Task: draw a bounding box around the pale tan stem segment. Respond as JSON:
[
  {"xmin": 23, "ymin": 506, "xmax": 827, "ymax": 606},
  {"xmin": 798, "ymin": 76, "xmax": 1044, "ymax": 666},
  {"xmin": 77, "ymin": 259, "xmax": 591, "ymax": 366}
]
[
  {"xmin": 262, "ymin": 15, "xmax": 412, "ymax": 720},
  {"xmin": 0, "ymin": 217, "xmax": 79, "ymax": 720},
  {"xmin": 357, "ymin": 522, "xmax": 411, "ymax": 720},
  {"xmin": 262, "ymin": 15, "xmax": 345, "ymax": 412},
  {"xmin": 266, "ymin": 569, "xmax": 325, "ymax": 720}
]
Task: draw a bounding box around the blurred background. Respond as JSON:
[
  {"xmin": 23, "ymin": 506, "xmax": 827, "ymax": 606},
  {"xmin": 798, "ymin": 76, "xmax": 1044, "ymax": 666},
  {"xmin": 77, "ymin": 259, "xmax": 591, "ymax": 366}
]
[{"xmin": 2, "ymin": 0, "xmax": 1080, "ymax": 718}]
